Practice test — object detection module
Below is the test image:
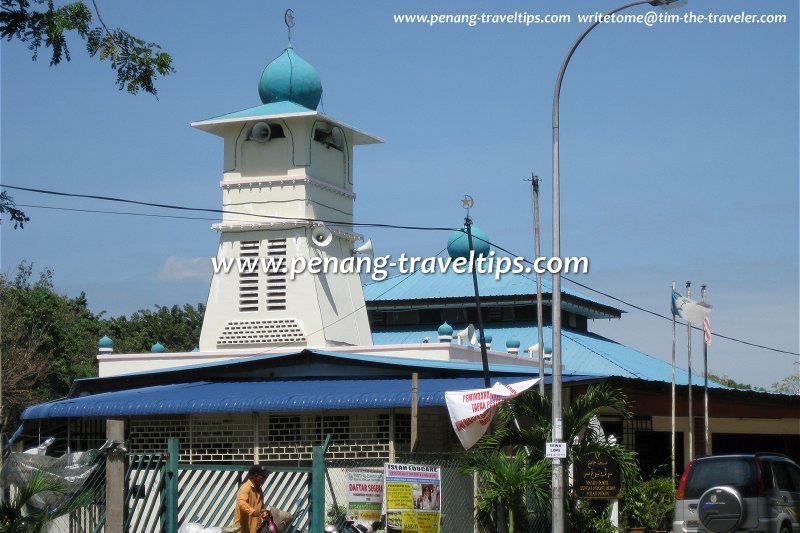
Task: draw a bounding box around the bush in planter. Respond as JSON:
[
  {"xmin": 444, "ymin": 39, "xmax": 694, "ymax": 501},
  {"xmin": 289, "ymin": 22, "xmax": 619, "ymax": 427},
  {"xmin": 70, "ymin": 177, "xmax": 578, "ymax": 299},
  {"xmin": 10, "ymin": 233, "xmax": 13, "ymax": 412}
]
[
  {"xmin": 620, "ymin": 476, "xmax": 675, "ymax": 532},
  {"xmin": 567, "ymin": 498, "xmax": 617, "ymax": 533}
]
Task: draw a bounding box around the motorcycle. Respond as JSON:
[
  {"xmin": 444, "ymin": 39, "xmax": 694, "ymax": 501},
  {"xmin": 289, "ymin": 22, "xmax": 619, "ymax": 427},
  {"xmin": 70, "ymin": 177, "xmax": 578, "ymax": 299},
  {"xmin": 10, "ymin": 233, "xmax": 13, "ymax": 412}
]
[{"xmin": 324, "ymin": 515, "xmax": 385, "ymax": 533}]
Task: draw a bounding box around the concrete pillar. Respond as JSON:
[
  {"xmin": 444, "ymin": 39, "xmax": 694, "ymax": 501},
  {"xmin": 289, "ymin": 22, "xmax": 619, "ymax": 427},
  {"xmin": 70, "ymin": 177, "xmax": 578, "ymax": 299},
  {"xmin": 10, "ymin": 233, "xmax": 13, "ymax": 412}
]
[{"xmin": 105, "ymin": 419, "xmax": 125, "ymax": 533}]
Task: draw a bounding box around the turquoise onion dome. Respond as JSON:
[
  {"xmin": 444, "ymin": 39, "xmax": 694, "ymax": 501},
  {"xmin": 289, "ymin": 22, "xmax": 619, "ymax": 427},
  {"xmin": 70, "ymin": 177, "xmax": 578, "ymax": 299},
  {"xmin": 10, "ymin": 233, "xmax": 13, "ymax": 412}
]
[
  {"xmin": 98, "ymin": 335, "xmax": 113, "ymax": 348},
  {"xmin": 151, "ymin": 342, "xmax": 165, "ymax": 353},
  {"xmin": 437, "ymin": 322, "xmax": 454, "ymax": 336},
  {"xmin": 484, "ymin": 333, "xmax": 493, "ymax": 344},
  {"xmin": 447, "ymin": 224, "xmax": 490, "ymax": 260},
  {"xmin": 506, "ymin": 337, "xmax": 521, "ymax": 350},
  {"xmin": 258, "ymin": 46, "xmax": 322, "ymax": 110}
]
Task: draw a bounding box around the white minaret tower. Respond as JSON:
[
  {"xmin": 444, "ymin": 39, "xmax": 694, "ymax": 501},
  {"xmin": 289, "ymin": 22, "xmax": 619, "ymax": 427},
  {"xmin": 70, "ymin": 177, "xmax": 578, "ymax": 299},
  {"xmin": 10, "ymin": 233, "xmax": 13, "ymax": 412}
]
[{"xmin": 192, "ymin": 21, "xmax": 381, "ymax": 351}]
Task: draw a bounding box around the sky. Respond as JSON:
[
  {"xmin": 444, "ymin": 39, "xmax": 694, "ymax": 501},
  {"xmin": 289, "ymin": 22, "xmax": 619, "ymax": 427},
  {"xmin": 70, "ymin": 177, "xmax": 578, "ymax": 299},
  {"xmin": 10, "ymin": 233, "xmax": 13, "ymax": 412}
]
[{"xmin": 1, "ymin": 0, "xmax": 798, "ymax": 389}]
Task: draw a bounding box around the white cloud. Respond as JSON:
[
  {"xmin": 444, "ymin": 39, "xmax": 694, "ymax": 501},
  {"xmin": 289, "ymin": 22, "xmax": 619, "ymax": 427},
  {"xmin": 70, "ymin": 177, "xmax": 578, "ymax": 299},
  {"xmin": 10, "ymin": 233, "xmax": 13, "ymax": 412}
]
[{"xmin": 158, "ymin": 256, "xmax": 212, "ymax": 282}]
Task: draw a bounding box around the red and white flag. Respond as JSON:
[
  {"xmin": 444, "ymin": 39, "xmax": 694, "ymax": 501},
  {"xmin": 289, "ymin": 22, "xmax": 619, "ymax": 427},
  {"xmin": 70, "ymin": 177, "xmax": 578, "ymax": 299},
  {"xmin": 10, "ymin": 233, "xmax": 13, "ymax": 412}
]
[
  {"xmin": 445, "ymin": 378, "xmax": 540, "ymax": 450},
  {"xmin": 703, "ymin": 316, "xmax": 712, "ymax": 345}
]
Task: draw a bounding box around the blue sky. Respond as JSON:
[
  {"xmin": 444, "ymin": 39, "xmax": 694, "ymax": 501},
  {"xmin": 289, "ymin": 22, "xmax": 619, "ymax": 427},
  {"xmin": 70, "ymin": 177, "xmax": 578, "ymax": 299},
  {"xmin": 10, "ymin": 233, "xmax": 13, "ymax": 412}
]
[{"xmin": 2, "ymin": 0, "xmax": 797, "ymax": 389}]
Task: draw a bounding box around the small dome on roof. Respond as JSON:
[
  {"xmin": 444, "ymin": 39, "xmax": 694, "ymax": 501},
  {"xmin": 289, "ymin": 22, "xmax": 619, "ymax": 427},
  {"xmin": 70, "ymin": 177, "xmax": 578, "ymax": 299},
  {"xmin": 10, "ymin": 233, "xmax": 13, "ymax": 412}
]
[
  {"xmin": 447, "ymin": 224, "xmax": 490, "ymax": 260},
  {"xmin": 437, "ymin": 322, "xmax": 454, "ymax": 336},
  {"xmin": 151, "ymin": 342, "xmax": 165, "ymax": 353},
  {"xmin": 258, "ymin": 46, "xmax": 322, "ymax": 110},
  {"xmin": 484, "ymin": 333, "xmax": 493, "ymax": 344},
  {"xmin": 506, "ymin": 337, "xmax": 521, "ymax": 349},
  {"xmin": 98, "ymin": 335, "xmax": 113, "ymax": 348}
]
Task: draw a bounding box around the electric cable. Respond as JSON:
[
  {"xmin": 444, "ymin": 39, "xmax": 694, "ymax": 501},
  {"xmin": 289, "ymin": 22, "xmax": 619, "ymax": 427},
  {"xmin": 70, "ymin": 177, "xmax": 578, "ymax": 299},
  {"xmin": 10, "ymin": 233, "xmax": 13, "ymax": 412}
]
[{"xmin": 3, "ymin": 184, "xmax": 797, "ymax": 356}]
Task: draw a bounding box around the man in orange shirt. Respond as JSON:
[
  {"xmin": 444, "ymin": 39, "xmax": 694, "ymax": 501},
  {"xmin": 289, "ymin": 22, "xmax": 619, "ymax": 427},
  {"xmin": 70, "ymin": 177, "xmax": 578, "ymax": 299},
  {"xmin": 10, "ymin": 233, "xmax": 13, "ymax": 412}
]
[{"xmin": 233, "ymin": 465, "xmax": 270, "ymax": 533}]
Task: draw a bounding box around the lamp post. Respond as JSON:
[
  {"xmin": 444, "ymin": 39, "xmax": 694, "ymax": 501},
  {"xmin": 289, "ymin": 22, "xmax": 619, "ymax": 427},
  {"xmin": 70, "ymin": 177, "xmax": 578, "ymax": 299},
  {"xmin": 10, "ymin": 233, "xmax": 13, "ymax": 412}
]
[{"xmin": 550, "ymin": 1, "xmax": 683, "ymax": 531}]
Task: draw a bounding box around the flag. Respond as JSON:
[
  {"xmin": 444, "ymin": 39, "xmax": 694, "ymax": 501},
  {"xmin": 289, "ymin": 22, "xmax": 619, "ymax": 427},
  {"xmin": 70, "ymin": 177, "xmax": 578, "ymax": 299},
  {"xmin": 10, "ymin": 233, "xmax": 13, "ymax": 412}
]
[
  {"xmin": 671, "ymin": 290, "xmax": 712, "ymax": 325},
  {"xmin": 703, "ymin": 316, "xmax": 712, "ymax": 345},
  {"xmin": 445, "ymin": 378, "xmax": 540, "ymax": 450}
]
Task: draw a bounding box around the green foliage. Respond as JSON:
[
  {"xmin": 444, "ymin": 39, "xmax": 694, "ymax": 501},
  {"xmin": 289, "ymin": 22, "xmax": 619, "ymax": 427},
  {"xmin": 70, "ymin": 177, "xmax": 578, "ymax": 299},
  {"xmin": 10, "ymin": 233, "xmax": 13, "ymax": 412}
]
[
  {"xmin": 461, "ymin": 450, "xmax": 550, "ymax": 532},
  {"xmin": 567, "ymin": 500, "xmax": 616, "ymax": 533},
  {"xmin": 708, "ymin": 373, "xmax": 766, "ymax": 393},
  {"xmin": 102, "ymin": 303, "xmax": 205, "ymax": 354},
  {"xmin": 0, "ymin": 191, "xmax": 29, "ymax": 228},
  {"xmin": 462, "ymin": 383, "xmax": 640, "ymax": 532},
  {"xmin": 620, "ymin": 476, "xmax": 675, "ymax": 531},
  {"xmin": 0, "ymin": 470, "xmax": 91, "ymax": 532},
  {"xmin": 326, "ymin": 503, "xmax": 347, "ymax": 527},
  {"xmin": 1, "ymin": 0, "xmax": 174, "ymax": 96},
  {"xmin": 772, "ymin": 374, "xmax": 799, "ymax": 395},
  {"xmin": 0, "ymin": 262, "xmax": 204, "ymax": 440},
  {"xmin": 0, "ymin": 263, "xmax": 101, "ymax": 437}
]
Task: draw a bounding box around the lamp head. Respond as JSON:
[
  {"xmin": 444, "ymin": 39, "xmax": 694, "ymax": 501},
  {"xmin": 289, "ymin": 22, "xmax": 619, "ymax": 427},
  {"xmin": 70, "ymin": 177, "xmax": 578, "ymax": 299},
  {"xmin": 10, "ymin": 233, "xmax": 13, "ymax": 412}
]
[{"xmin": 649, "ymin": 0, "xmax": 687, "ymax": 8}]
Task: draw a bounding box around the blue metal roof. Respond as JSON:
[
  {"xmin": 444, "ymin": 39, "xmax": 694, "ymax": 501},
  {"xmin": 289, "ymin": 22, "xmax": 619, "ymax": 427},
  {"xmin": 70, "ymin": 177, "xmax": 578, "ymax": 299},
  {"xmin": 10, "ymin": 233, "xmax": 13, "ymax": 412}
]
[
  {"xmin": 195, "ymin": 101, "xmax": 314, "ymax": 124},
  {"xmin": 363, "ymin": 269, "xmax": 620, "ymax": 317},
  {"xmin": 21, "ymin": 375, "xmax": 600, "ymax": 420},
  {"xmin": 72, "ymin": 348, "xmax": 554, "ymax": 388},
  {"xmin": 371, "ymin": 325, "xmax": 725, "ymax": 388}
]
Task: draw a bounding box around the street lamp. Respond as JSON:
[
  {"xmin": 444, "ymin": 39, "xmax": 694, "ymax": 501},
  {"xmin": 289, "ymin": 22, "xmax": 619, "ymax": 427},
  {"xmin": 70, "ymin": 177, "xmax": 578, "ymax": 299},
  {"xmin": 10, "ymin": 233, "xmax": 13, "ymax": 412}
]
[{"xmin": 549, "ymin": 1, "xmax": 684, "ymax": 532}]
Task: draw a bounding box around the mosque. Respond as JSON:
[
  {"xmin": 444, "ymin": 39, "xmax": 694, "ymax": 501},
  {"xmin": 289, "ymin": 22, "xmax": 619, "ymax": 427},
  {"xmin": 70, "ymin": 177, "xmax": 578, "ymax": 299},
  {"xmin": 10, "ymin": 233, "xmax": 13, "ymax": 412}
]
[{"xmin": 11, "ymin": 21, "xmax": 798, "ymax": 533}]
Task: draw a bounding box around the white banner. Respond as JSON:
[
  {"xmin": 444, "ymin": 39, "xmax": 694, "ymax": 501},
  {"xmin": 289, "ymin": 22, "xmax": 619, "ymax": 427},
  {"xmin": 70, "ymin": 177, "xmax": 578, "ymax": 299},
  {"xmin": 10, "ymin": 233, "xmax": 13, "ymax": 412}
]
[
  {"xmin": 445, "ymin": 378, "xmax": 540, "ymax": 450},
  {"xmin": 347, "ymin": 468, "xmax": 384, "ymax": 526}
]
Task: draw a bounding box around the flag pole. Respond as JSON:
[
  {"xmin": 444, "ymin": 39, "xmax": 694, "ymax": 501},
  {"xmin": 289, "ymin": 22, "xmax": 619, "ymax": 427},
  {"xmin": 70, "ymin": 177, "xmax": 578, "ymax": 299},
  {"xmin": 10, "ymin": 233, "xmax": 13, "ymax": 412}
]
[
  {"xmin": 702, "ymin": 284, "xmax": 709, "ymax": 456},
  {"xmin": 671, "ymin": 281, "xmax": 677, "ymax": 484},
  {"xmin": 686, "ymin": 281, "xmax": 693, "ymax": 462}
]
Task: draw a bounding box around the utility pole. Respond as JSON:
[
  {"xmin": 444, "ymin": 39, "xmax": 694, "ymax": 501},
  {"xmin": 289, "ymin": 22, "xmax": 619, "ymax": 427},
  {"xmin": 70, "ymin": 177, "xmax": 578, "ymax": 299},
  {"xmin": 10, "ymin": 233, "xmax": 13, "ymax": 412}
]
[{"xmin": 530, "ymin": 175, "xmax": 547, "ymax": 396}]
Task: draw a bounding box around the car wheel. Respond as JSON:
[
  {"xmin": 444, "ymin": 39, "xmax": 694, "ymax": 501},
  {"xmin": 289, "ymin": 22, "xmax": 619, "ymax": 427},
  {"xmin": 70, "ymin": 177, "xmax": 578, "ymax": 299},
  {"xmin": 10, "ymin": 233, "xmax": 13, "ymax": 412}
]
[
  {"xmin": 698, "ymin": 486, "xmax": 744, "ymax": 533},
  {"xmin": 778, "ymin": 523, "xmax": 790, "ymax": 533}
]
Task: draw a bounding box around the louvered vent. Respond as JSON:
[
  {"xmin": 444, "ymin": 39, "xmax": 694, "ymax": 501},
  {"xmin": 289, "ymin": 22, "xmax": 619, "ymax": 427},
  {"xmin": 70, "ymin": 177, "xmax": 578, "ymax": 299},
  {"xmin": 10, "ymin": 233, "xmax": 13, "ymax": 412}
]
[
  {"xmin": 239, "ymin": 240, "xmax": 260, "ymax": 312},
  {"xmin": 265, "ymin": 239, "xmax": 287, "ymax": 311},
  {"xmin": 217, "ymin": 319, "xmax": 306, "ymax": 346}
]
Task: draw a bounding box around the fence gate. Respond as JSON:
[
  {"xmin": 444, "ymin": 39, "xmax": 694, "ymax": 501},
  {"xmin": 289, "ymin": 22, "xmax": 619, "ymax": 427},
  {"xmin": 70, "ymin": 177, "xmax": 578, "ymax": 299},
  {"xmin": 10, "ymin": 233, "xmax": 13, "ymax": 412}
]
[
  {"xmin": 178, "ymin": 465, "xmax": 312, "ymax": 531},
  {"xmin": 124, "ymin": 438, "xmax": 321, "ymax": 532},
  {"xmin": 125, "ymin": 452, "xmax": 166, "ymax": 532}
]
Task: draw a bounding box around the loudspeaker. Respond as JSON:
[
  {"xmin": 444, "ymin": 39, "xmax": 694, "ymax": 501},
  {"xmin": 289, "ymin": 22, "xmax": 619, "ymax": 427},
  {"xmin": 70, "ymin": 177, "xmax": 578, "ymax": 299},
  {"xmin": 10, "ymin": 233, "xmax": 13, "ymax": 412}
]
[
  {"xmin": 352, "ymin": 239, "xmax": 374, "ymax": 257},
  {"xmin": 250, "ymin": 122, "xmax": 272, "ymax": 143},
  {"xmin": 310, "ymin": 226, "xmax": 333, "ymax": 248},
  {"xmin": 456, "ymin": 324, "xmax": 477, "ymax": 346},
  {"xmin": 313, "ymin": 124, "xmax": 344, "ymax": 150}
]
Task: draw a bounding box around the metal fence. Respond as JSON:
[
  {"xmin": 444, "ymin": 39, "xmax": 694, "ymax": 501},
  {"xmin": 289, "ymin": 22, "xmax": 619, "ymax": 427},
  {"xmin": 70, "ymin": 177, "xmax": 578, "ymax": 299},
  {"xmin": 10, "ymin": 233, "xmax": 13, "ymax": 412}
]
[
  {"xmin": 325, "ymin": 452, "xmax": 552, "ymax": 533},
  {"xmin": 177, "ymin": 464, "xmax": 311, "ymax": 531}
]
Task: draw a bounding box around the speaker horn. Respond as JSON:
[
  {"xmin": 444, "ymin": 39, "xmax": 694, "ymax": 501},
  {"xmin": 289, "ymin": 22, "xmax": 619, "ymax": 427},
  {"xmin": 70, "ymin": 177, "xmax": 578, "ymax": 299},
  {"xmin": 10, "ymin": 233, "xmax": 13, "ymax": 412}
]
[
  {"xmin": 310, "ymin": 226, "xmax": 333, "ymax": 248},
  {"xmin": 456, "ymin": 324, "xmax": 477, "ymax": 346},
  {"xmin": 313, "ymin": 124, "xmax": 344, "ymax": 150},
  {"xmin": 352, "ymin": 239, "xmax": 374, "ymax": 257},
  {"xmin": 250, "ymin": 122, "xmax": 272, "ymax": 143}
]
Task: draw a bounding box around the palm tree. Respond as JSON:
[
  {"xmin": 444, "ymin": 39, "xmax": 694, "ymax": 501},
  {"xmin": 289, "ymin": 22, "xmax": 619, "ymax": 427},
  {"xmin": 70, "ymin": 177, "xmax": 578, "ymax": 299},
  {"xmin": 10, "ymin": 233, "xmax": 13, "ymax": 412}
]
[
  {"xmin": 461, "ymin": 383, "xmax": 639, "ymax": 533},
  {"xmin": 461, "ymin": 449, "xmax": 550, "ymax": 532},
  {"xmin": 0, "ymin": 471, "xmax": 90, "ymax": 532}
]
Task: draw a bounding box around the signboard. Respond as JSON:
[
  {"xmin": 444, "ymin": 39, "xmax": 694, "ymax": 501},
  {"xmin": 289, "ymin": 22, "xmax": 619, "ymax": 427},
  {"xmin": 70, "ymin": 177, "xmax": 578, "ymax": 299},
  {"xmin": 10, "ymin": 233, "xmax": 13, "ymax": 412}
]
[
  {"xmin": 574, "ymin": 451, "xmax": 622, "ymax": 499},
  {"xmin": 347, "ymin": 468, "xmax": 384, "ymax": 525},
  {"xmin": 384, "ymin": 463, "xmax": 441, "ymax": 532},
  {"xmin": 545, "ymin": 442, "xmax": 567, "ymax": 458}
]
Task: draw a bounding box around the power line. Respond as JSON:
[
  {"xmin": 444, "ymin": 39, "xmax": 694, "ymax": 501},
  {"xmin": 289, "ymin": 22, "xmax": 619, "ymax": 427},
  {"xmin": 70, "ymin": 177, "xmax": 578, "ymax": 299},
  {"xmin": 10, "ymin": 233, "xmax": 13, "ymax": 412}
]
[
  {"xmin": 3, "ymin": 184, "xmax": 453, "ymax": 232},
  {"xmin": 4, "ymin": 184, "xmax": 797, "ymax": 356},
  {"xmin": 16, "ymin": 204, "xmax": 220, "ymax": 221},
  {"xmin": 489, "ymin": 241, "xmax": 799, "ymax": 356}
]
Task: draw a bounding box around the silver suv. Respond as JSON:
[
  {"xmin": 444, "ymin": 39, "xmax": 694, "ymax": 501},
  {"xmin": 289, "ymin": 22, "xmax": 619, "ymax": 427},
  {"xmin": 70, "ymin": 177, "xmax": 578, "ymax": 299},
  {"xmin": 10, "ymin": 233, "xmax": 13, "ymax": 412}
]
[{"xmin": 673, "ymin": 453, "xmax": 800, "ymax": 533}]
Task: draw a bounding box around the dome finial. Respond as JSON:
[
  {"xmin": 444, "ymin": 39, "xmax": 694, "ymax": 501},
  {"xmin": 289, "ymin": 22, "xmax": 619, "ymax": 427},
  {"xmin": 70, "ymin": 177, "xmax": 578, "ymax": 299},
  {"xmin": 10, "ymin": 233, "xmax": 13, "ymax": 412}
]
[
  {"xmin": 258, "ymin": 13, "xmax": 322, "ymax": 110},
  {"xmin": 284, "ymin": 9, "xmax": 295, "ymax": 47}
]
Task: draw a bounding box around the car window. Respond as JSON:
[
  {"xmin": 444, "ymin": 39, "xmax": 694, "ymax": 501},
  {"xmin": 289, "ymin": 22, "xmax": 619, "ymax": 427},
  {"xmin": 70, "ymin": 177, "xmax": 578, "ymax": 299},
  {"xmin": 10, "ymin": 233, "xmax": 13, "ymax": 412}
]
[
  {"xmin": 686, "ymin": 458, "xmax": 757, "ymax": 498},
  {"xmin": 772, "ymin": 461, "xmax": 800, "ymax": 492},
  {"xmin": 790, "ymin": 463, "xmax": 800, "ymax": 492}
]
